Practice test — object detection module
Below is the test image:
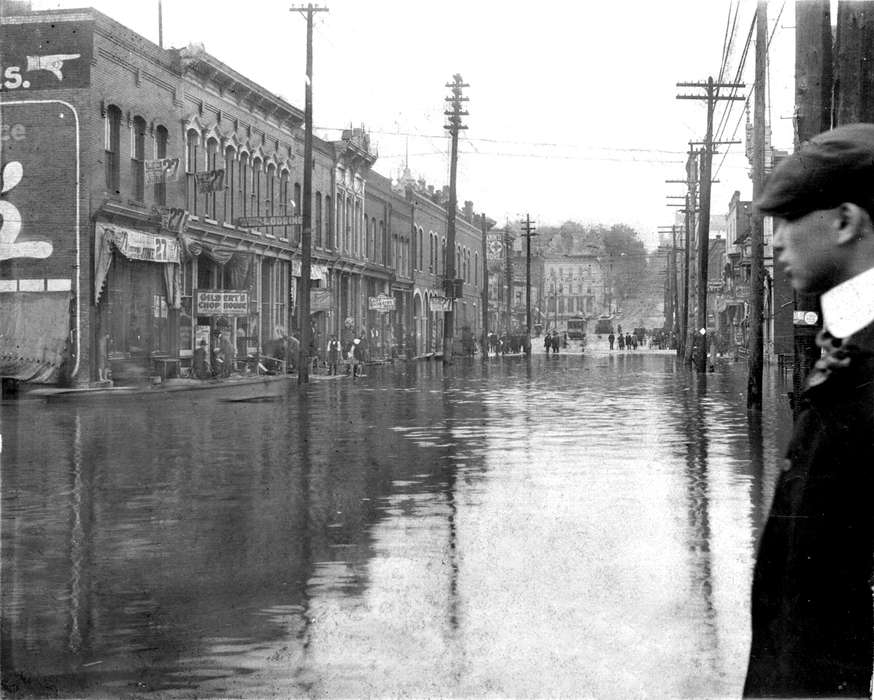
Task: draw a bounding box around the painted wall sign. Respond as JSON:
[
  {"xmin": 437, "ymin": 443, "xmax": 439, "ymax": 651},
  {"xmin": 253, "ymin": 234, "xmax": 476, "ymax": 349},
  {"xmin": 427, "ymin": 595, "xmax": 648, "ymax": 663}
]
[
  {"xmin": 0, "ymin": 21, "xmax": 93, "ymax": 92},
  {"xmin": 195, "ymin": 290, "xmax": 249, "ymax": 316},
  {"xmin": 0, "ymin": 100, "xmax": 79, "ymax": 286}
]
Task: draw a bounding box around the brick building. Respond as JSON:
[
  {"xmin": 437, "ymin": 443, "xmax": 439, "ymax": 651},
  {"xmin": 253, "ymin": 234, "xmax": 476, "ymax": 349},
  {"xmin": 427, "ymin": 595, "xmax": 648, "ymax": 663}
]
[{"xmin": 0, "ymin": 6, "xmax": 483, "ymax": 384}]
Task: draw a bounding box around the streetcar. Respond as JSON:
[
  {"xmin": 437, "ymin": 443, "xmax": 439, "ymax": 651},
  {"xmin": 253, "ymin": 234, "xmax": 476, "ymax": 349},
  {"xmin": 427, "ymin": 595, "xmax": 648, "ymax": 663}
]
[
  {"xmin": 593, "ymin": 315, "xmax": 614, "ymax": 336},
  {"xmin": 566, "ymin": 315, "xmax": 587, "ymax": 340}
]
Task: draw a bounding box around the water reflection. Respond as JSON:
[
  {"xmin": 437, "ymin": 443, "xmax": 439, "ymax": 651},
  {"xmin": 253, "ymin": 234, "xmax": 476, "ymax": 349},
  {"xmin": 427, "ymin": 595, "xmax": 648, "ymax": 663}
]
[{"xmin": 2, "ymin": 355, "xmax": 791, "ymax": 697}]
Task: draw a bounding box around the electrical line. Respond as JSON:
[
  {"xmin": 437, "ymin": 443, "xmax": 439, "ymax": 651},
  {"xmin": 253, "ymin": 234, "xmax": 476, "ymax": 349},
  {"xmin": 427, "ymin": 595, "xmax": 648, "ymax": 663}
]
[{"xmin": 713, "ymin": 1, "xmax": 786, "ymax": 180}]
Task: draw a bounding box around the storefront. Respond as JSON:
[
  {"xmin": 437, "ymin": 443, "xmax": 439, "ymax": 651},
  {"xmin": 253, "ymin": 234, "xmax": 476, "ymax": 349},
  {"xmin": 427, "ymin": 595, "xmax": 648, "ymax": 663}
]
[{"xmin": 94, "ymin": 221, "xmax": 182, "ymax": 380}]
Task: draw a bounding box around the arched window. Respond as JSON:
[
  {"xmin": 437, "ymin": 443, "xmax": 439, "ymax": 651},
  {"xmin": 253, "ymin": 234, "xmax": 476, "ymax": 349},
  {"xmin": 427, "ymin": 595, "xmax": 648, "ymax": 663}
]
[
  {"xmin": 379, "ymin": 221, "xmax": 386, "ymax": 266},
  {"xmin": 325, "ymin": 194, "xmax": 333, "ymax": 249},
  {"xmin": 315, "ymin": 191, "xmax": 323, "ymax": 247},
  {"xmin": 153, "ymin": 124, "xmax": 169, "ymax": 206},
  {"xmin": 104, "ymin": 105, "xmax": 122, "ymax": 194},
  {"xmin": 205, "ymin": 137, "xmax": 219, "ymax": 219},
  {"xmin": 418, "ymin": 227, "xmax": 424, "ymax": 271},
  {"xmin": 280, "ymin": 170, "xmax": 290, "ymax": 240},
  {"xmin": 131, "ymin": 116, "xmax": 146, "ymax": 202},
  {"xmin": 266, "ymin": 164, "xmax": 277, "ymax": 216},
  {"xmin": 238, "ymin": 152, "xmax": 249, "ymax": 218},
  {"xmin": 223, "ymin": 146, "xmax": 235, "ymax": 224},
  {"xmin": 186, "ymin": 129, "xmax": 200, "ymax": 214},
  {"xmin": 441, "ymin": 238, "xmax": 446, "ymax": 276},
  {"xmin": 252, "ymin": 158, "xmax": 263, "ymax": 217},
  {"xmin": 474, "ymin": 252, "xmax": 478, "ymax": 286}
]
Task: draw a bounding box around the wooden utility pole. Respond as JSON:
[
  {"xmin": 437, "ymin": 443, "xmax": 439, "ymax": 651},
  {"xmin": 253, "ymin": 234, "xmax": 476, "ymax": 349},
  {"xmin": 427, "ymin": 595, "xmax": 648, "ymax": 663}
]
[
  {"xmin": 480, "ymin": 213, "xmax": 489, "ymax": 360},
  {"xmin": 291, "ymin": 3, "xmax": 328, "ymax": 384},
  {"xmin": 678, "ymin": 79, "xmax": 745, "ymax": 371},
  {"xmin": 678, "ymin": 147, "xmax": 699, "ymax": 362},
  {"xmin": 521, "ymin": 214, "xmax": 536, "ymax": 353},
  {"xmin": 442, "ymin": 74, "xmax": 468, "ymax": 365},
  {"xmin": 792, "ymin": 0, "xmax": 832, "ymax": 413},
  {"xmin": 748, "ymin": 1, "xmax": 767, "ymax": 409},
  {"xmin": 835, "ymin": 1, "xmax": 874, "ymax": 124}
]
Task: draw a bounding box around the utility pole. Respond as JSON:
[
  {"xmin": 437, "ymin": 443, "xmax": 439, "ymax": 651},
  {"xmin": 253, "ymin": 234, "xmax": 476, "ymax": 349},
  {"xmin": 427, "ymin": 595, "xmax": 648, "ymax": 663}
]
[
  {"xmin": 521, "ymin": 214, "xmax": 536, "ymax": 353},
  {"xmin": 158, "ymin": 0, "xmax": 163, "ymax": 49},
  {"xmin": 480, "ymin": 213, "xmax": 489, "ymax": 360},
  {"xmin": 442, "ymin": 73, "xmax": 468, "ymax": 365},
  {"xmin": 291, "ymin": 2, "xmax": 328, "ymax": 384},
  {"xmin": 793, "ymin": 0, "xmax": 831, "ymax": 414},
  {"xmin": 748, "ymin": 1, "xmax": 767, "ymax": 409},
  {"xmin": 678, "ymin": 79, "xmax": 745, "ymax": 371}
]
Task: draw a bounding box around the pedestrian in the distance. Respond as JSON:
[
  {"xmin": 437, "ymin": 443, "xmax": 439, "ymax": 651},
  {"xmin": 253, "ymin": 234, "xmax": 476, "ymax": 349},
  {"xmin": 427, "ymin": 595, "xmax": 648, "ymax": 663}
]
[
  {"xmin": 625, "ymin": 333, "xmax": 633, "ymax": 350},
  {"xmin": 326, "ymin": 335, "xmax": 341, "ymax": 375},
  {"xmin": 608, "ymin": 332, "xmax": 615, "ymax": 350},
  {"xmin": 617, "ymin": 333, "xmax": 625, "ymax": 350},
  {"xmin": 544, "ymin": 332, "xmax": 552, "ymax": 355},
  {"xmin": 743, "ymin": 123, "xmax": 874, "ymax": 698}
]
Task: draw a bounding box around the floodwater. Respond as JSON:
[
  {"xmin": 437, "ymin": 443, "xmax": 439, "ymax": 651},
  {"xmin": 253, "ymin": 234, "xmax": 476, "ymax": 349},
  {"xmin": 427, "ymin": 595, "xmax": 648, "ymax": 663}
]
[{"xmin": 1, "ymin": 352, "xmax": 792, "ymax": 698}]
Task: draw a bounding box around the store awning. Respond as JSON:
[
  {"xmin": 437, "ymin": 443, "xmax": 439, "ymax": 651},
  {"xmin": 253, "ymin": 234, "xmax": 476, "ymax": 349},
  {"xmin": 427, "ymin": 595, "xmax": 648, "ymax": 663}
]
[
  {"xmin": 0, "ymin": 292, "xmax": 71, "ymax": 383},
  {"xmin": 95, "ymin": 222, "xmax": 182, "ymax": 308}
]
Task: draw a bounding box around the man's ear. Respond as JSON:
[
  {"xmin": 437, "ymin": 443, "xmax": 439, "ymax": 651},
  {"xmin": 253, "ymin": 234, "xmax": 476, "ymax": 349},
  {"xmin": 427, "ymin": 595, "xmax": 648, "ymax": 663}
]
[{"xmin": 835, "ymin": 203, "xmax": 872, "ymax": 244}]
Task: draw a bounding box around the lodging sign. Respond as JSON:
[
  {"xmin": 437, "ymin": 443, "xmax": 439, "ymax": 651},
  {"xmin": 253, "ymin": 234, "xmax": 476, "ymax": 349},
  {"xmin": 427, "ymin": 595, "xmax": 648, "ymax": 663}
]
[
  {"xmin": 368, "ymin": 294, "xmax": 396, "ymax": 312},
  {"xmin": 195, "ymin": 289, "xmax": 249, "ymax": 316},
  {"xmin": 0, "ymin": 20, "xmax": 93, "ymax": 93}
]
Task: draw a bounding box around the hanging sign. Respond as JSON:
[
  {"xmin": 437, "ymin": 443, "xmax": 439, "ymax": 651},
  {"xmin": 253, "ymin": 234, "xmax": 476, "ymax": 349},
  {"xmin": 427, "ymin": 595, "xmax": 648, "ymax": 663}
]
[
  {"xmin": 236, "ymin": 214, "xmax": 301, "ymax": 228},
  {"xmin": 144, "ymin": 157, "xmax": 182, "ymax": 184},
  {"xmin": 96, "ymin": 223, "xmax": 180, "ymax": 263},
  {"xmin": 368, "ymin": 294, "xmax": 395, "ymax": 312},
  {"xmin": 429, "ymin": 296, "xmax": 452, "ymax": 312},
  {"xmin": 194, "ymin": 168, "xmax": 225, "ymax": 192},
  {"xmin": 195, "ymin": 289, "xmax": 248, "ymax": 316}
]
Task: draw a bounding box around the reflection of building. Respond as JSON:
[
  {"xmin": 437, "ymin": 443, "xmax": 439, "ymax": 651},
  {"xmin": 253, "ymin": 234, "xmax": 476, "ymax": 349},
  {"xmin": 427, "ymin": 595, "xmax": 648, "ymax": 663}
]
[{"xmin": 0, "ymin": 7, "xmax": 482, "ymax": 385}]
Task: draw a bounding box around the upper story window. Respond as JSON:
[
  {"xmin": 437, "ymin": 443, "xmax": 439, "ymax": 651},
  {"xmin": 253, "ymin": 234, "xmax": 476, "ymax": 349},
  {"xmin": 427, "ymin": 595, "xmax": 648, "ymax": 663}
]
[
  {"xmin": 131, "ymin": 116, "xmax": 146, "ymax": 202},
  {"xmin": 186, "ymin": 129, "xmax": 199, "ymax": 173},
  {"xmin": 315, "ymin": 191, "xmax": 323, "ymax": 247},
  {"xmin": 104, "ymin": 104, "xmax": 122, "ymax": 195},
  {"xmin": 154, "ymin": 125, "xmax": 168, "ymax": 206}
]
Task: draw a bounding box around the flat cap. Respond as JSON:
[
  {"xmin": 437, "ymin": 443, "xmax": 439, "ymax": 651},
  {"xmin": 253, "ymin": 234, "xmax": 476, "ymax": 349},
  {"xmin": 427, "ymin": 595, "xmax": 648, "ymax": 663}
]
[{"xmin": 755, "ymin": 123, "xmax": 874, "ymax": 219}]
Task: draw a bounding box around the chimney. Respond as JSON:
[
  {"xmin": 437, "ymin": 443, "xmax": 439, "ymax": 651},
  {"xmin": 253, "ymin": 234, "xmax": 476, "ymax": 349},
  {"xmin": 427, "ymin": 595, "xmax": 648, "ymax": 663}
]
[{"xmin": 463, "ymin": 201, "xmax": 474, "ymax": 222}]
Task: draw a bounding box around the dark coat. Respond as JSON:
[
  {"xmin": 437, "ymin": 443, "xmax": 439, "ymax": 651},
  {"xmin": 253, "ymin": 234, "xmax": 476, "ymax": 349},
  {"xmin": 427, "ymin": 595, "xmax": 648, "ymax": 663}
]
[{"xmin": 744, "ymin": 325, "xmax": 874, "ymax": 698}]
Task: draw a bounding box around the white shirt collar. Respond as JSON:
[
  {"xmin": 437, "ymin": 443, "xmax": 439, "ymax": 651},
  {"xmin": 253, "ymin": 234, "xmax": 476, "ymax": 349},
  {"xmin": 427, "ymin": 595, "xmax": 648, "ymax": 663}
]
[{"xmin": 821, "ymin": 266, "xmax": 874, "ymax": 339}]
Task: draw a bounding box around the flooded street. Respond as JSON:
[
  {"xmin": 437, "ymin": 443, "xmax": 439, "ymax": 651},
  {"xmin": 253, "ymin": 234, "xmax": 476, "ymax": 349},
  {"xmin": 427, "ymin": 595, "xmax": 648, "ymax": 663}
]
[{"xmin": 2, "ymin": 353, "xmax": 792, "ymax": 698}]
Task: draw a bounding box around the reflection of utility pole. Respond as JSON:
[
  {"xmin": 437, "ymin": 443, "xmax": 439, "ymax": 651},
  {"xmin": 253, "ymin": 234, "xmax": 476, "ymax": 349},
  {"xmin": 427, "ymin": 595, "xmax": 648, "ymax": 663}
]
[
  {"xmin": 291, "ymin": 2, "xmax": 328, "ymax": 384},
  {"xmin": 678, "ymin": 78, "xmax": 744, "ymax": 372},
  {"xmin": 442, "ymin": 73, "xmax": 468, "ymax": 365}
]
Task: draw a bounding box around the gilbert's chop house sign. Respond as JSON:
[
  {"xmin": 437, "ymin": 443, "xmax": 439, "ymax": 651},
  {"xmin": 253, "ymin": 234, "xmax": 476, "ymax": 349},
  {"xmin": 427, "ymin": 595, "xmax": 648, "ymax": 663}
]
[{"xmin": 195, "ymin": 290, "xmax": 248, "ymax": 316}]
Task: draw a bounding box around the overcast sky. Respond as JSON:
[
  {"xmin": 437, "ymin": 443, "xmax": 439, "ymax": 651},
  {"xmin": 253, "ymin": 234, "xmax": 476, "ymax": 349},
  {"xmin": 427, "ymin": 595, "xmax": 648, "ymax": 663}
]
[{"xmin": 31, "ymin": 0, "xmax": 796, "ymax": 249}]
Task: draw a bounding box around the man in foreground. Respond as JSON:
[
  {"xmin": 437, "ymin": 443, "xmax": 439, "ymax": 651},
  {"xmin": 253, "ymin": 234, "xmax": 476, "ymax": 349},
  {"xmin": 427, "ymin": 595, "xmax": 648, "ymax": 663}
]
[{"xmin": 744, "ymin": 123, "xmax": 874, "ymax": 697}]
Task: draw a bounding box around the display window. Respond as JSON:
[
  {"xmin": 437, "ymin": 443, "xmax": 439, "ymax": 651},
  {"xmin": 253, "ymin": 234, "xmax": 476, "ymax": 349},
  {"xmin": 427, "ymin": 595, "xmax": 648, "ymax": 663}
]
[{"xmin": 104, "ymin": 256, "xmax": 171, "ymax": 358}]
